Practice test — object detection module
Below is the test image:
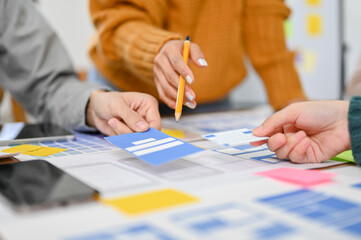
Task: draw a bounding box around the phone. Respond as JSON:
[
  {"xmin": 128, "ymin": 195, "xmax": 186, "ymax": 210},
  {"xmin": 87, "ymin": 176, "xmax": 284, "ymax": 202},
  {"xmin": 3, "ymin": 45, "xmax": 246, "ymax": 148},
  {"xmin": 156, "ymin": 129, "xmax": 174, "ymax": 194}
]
[
  {"xmin": 0, "ymin": 122, "xmax": 75, "ymax": 146},
  {"xmin": 0, "ymin": 160, "xmax": 96, "ymax": 211}
]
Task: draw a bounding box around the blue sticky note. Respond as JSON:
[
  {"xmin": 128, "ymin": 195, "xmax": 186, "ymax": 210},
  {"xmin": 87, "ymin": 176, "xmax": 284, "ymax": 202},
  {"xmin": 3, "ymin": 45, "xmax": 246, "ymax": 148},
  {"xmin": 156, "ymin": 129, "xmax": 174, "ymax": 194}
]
[{"xmin": 105, "ymin": 128, "xmax": 204, "ymax": 166}]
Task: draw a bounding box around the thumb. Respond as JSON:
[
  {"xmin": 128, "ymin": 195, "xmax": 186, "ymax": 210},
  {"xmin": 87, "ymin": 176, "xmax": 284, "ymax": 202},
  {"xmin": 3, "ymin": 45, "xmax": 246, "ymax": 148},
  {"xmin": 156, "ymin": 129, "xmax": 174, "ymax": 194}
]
[{"xmin": 120, "ymin": 107, "xmax": 150, "ymax": 132}]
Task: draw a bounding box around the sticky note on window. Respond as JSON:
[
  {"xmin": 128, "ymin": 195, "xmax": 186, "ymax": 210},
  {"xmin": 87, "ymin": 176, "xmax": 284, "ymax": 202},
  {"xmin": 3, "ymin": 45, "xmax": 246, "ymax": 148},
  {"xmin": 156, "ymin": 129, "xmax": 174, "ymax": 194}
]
[
  {"xmin": 255, "ymin": 167, "xmax": 335, "ymax": 187},
  {"xmin": 284, "ymin": 20, "xmax": 293, "ymax": 39},
  {"xmin": 105, "ymin": 128, "xmax": 203, "ymax": 166},
  {"xmin": 100, "ymin": 189, "xmax": 198, "ymax": 215},
  {"xmin": 306, "ymin": 0, "xmax": 321, "ymax": 6},
  {"xmin": 2, "ymin": 144, "xmax": 67, "ymax": 157},
  {"xmin": 307, "ymin": 14, "xmax": 322, "ymax": 36}
]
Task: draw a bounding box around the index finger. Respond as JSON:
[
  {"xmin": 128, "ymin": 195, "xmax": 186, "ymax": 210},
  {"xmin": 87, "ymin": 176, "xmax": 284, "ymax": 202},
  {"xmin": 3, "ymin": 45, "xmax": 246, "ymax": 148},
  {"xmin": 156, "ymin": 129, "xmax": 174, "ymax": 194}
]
[
  {"xmin": 253, "ymin": 105, "xmax": 300, "ymax": 137},
  {"xmin": 166, "ymin": 53, "xmax": 194, "ymax": 85},
  {"xmin": 145, "ymin": 106, "xmax": 162, "ymax": 130}
]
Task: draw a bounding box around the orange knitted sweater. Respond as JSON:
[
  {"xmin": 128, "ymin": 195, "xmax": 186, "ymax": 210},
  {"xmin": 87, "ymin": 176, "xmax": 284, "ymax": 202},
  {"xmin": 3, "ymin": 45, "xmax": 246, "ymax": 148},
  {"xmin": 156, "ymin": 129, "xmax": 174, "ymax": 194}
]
[{"xmin": 89, "ymin": 0, "xmax": 306, "ymax": 110}]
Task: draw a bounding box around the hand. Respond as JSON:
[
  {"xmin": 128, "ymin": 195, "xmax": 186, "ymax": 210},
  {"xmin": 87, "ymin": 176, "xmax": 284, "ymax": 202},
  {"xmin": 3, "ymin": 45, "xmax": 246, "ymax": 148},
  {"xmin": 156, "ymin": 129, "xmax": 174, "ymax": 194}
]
[
  {"xmin": 252, "ymin": 101, "xmax": 351, "ymax": 163},
  {"xmin": 86, "ymin": 90, "xmax": 161, "ymax": 135},
  {"xmin": 153, "ymin": 39, "xmax": 208, "ymax": 109}
]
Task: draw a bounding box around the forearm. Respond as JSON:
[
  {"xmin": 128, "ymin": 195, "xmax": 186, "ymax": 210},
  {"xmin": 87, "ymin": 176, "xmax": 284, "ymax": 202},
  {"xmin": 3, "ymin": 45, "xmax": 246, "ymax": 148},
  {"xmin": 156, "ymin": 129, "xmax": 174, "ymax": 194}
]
[
  {"xmin": 349, "ymin": 96, "xmax": 361, "ymax": 165},
  {"xmin": 243, "ymin": 0, "xmax": 307, "ymax": 110},
  {"xmin": 0, "ymin": 0, "xmax": 102, "ymax": 129},
  {"xmin": 89, "ymin": 0, "xmax": 182, "ymax": 82}
]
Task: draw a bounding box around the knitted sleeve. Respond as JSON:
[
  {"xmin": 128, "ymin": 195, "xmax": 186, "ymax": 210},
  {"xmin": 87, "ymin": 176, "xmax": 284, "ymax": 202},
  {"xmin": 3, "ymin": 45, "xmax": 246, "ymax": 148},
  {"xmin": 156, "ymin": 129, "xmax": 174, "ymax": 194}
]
[
  {"xmin": 243, "ymin": 0, "xmax": 307, "ymax": 110},
  {"xmin": 348, "ymin": 96, "xmax": 361, "ymax": 165},
  {"xmin": 89, "ymin": 0, "xmax": 182, "ymax": 83}
]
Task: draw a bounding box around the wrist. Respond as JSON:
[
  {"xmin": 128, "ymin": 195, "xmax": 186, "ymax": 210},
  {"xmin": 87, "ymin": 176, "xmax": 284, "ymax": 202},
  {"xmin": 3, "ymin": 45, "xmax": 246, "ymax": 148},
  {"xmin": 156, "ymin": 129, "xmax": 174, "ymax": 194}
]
[{"xmin": 86, "ymin": 90, "xmax": 106, "ymax": 127}]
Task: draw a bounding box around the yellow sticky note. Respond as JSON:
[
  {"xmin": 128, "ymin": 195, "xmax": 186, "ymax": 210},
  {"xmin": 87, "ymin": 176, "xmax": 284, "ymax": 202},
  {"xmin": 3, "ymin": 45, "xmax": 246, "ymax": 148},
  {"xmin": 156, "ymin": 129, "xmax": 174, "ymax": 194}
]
[
  {"xmin": 306, "ymin": 0, "xmax": 321, "ymax": 6},
  {"xmin": 101, "ymin": 189, "xmax": 198, "ymax": 215},
  {"xmin": 2, "ymin": 144, "xmax": 67, "ymax": 157},
  {"xmin": 161, "ymin": 128, "xmax": 185, "ymax": 139},
  {"xmin": 296, "ymin": 49, "xmax": 317, "ymax": 74},
  {"xmin": 307, "ymin": 14, "xmax": 322, "ymax": 36},
  {"xmin": 303, "ymin": 50, "xmax": 317, "ymax": 73}
]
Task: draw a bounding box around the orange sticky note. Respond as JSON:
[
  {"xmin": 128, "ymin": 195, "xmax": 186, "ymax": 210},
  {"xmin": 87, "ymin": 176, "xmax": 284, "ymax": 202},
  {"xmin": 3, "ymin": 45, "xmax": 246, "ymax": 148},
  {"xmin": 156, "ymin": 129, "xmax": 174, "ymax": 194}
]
[
  {"xmin": 307, "ymin": 14, "xmax": 322, "ymax": 36},
  {"xmin": 255, "ymin": 167, "xmax": 335, "ymax": 187},
  {"xmin": 2, "ymin": 144, "xmax": 67, "ymax": 157},
  {"xmin": 100, "ymin": 189, "xmax": 198, "ymax": 215}
]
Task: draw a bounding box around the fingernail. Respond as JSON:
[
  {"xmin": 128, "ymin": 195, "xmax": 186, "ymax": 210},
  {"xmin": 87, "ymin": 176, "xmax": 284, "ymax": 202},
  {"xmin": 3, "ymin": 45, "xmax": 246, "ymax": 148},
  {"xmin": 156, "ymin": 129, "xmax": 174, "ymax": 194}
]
[
  {"xmin": 185, "ymin": 102, "xmax": 196, "ymax": 109},
  {"xmin": 136, "ymin": 121, "xmax": 149, "ymax": 132},
  {"xmin": 198, "ymin": 58, "xmax": 208, "ymax": 67},
  {"xmin": 186, "ymin": 75, "xmax": 193, "ymax": 84},
  {"xmin": 185, "ymin": 92, "xmax": 194, "ymax": 101},
  {"xmin": 108, "ymin": 118, "xmax": 116, "ymax": 128},
  {"xmin": 253, "ymin": 126, "xmax": 263, "ymax": 136}
]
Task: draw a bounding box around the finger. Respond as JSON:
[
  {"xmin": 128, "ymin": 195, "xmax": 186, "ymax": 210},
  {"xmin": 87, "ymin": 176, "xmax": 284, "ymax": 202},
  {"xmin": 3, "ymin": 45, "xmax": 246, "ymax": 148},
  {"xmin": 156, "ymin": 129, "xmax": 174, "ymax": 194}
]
[
  {"xmin": 283, "ymin": 124, "xmax": 299, "ymax": 136},
  {"xmin": 108, "ymin": 118, "xmax": 135, "ymax": 135},
  {"xmin": 116, "ymin": 106, "xmax": 150, "ymax": 132},
  {"xmin": 274, "ymin": 130, "xmax": 307, "ymax": 159},
  {"xmin": 94, "ymin": 118, "xmax": 117, "ymax": 136},
  {"xmin": 267, "ymin": 133, "xmax": 287, "ymax": 152},
  {"xmin": 166, "ymin": 52, "xmax": 195, "ymax": 85},
  {"xmin": 253, "ymin": 125, "xmax": 283, "ymax": 138},
  {"xmin": 154, "ymin": 75, "xmax": 177, "ymax": 109},
  {"xmin": 155, "ymin": 55, "xmax": 180, "ymax": 88},
  {"xmin": 189, "ymin": 43, "xmax": 208, "ymax": 68},
  {"xmin": 253, "ymin": 105, "xmax": 299, "ymax": 137},
  {"xmin": 183, "ymin": 89, "xmax": 197, "ymax": 109},
  {"xmin": 250, "ymin": 140, "xmax": 268, "ymax": 147},
  {"xmin": 156, "ymin": 56, "xmax": 196, "ymax": 104},
  {"xmin": 288, "ymin": 137, "xmax": 312, "ymax": 163},
  {"xmin": 143, "ymin": 98, "xmax": 162, "ymax": 130}
]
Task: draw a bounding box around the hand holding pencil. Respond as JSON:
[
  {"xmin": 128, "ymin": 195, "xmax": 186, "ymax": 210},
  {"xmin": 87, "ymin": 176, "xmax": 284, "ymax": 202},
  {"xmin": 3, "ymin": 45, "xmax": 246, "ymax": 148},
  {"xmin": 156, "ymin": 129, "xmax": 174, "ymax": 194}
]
[{"xmin": 153, "ymin": 37, "xmax": 208, "ymax": 112}]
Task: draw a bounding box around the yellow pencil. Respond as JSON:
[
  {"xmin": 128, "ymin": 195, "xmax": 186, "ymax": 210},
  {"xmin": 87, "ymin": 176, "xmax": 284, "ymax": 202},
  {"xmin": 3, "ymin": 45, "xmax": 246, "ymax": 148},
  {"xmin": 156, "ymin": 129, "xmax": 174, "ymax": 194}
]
[{"xmin": 175, "ymin": 36, "xmax": 191, "ymax": 122}]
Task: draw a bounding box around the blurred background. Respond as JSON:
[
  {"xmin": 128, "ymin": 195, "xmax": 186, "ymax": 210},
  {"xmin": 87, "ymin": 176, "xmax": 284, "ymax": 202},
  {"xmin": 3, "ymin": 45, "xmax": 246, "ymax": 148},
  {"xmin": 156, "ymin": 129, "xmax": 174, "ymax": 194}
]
[{"xmin": 1, "ymin": 0, "xmax": 360, "ymax": 122}]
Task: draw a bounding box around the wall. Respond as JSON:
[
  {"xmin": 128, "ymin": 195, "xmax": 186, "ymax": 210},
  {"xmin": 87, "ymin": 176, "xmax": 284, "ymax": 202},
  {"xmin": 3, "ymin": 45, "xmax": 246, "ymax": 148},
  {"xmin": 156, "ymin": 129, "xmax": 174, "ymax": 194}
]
[
  {"xmin": 37, "ymin": 0, "xmax": 94, "ymax": 70},
  {"xmin": 345, "ymin": 0, "xmax": 361, "ymax": 83},
  {"xmin": 2, "ymin": 1, "xmax": 361, "ymax": 123},
  {"xmin": 38, "ymin": 0, "xmax": 361, "ymax": 104}
]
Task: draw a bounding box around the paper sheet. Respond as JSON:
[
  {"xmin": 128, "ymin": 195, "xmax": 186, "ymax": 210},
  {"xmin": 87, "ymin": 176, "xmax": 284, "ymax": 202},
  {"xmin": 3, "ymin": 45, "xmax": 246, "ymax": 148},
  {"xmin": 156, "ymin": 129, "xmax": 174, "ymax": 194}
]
[
  {"xmin": 105, "ymin": 128, "xmax": 204, "ymax": 166},
  {"xmin": 202, "ymin": 128, "xmax": 268, "ymax": 147}
]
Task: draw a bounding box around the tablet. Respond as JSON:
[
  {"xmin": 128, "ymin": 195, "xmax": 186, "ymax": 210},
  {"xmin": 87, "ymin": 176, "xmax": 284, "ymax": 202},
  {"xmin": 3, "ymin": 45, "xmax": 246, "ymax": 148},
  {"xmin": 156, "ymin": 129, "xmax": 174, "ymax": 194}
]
[
  {"xmin": 0, "ymin": 122, "xmax": 75, "ymax": 146},
  {"xmin": 0, "ymin": 160, "xmax": 96, "ymax": 211}
]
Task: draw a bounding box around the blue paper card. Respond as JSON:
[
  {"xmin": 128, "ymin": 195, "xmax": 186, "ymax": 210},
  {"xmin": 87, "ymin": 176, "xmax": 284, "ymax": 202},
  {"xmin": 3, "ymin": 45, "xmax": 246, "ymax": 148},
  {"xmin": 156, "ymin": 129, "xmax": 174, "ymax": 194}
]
[{"xmin": 105, "ymin": 128, "xmax": 204, "ymax": 166}]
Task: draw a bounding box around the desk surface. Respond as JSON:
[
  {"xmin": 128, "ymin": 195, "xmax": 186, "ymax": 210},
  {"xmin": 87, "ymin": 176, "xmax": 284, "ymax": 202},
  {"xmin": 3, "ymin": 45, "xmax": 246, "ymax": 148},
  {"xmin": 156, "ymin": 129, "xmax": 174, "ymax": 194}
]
[{"xmin": 0, "ymin": 105, "xmax": 360, "ymax": 240}]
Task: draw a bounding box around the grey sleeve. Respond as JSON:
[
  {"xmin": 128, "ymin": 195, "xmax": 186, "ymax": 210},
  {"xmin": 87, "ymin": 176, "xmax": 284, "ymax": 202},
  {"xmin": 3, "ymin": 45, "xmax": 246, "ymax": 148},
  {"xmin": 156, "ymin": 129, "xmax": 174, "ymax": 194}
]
[{"xmin": 0, "ymin": 0, "xmax": 103, "ymax": 129}]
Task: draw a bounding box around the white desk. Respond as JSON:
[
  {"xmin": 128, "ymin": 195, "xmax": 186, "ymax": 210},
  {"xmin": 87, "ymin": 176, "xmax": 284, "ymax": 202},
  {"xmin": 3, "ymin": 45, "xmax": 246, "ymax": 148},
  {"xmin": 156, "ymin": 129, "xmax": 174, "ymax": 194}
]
[{"xmin": 0, "ymin": 105, "xmax": 360, "ymax": 240}]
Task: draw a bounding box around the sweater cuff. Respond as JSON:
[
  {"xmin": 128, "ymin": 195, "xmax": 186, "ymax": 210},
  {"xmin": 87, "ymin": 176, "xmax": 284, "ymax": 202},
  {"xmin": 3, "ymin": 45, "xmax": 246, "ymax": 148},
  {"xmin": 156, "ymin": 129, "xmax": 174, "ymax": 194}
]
[{"xmin": 349, "ymin": 96, "xmax": 361, "ymax": 165}]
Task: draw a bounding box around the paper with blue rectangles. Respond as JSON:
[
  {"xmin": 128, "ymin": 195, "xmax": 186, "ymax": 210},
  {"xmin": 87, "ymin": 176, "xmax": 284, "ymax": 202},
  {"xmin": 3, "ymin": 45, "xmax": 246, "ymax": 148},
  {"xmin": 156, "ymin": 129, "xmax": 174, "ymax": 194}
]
[{"xmin": 105, "ymin": 128, "xmax": 204, "ymax": 166}]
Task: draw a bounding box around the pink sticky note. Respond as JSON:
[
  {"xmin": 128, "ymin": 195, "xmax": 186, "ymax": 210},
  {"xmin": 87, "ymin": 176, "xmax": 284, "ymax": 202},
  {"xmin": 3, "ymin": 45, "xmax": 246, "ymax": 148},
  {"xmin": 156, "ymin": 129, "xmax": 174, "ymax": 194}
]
[{"xmin": 255, "ymin": 167, "xmax": 335, "ymax": 187}]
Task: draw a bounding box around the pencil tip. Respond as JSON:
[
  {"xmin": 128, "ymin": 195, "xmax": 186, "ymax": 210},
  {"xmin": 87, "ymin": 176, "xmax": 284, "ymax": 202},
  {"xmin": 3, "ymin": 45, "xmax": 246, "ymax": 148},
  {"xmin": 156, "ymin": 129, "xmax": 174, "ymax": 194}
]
[{"xmin": 175, "ymin": 113, "xmax": 181, "ymax": 122}]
